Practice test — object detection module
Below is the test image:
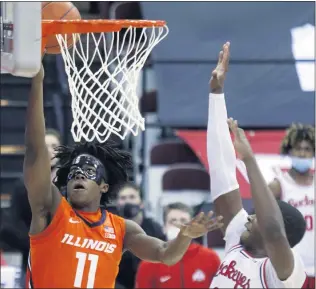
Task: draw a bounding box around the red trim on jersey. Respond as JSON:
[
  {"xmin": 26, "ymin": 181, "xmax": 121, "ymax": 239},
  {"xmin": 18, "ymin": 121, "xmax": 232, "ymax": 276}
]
[
  {"xmin": 0, "ymin": 251, "xmax": 6, "ymax": 265},
  {"xmin": 302, "ymin": 275, "xmax": 309, "ymax": 288},
  {"xmin": 262, "ymin": 258, "xmax": 269, "ymax": 289},
  {"xmin": 227, "ymin": 244, "xmax": 243, "ymax": 254},
  {"xmin": 240, "ymin": 249, "xmax": 254, "ymax": 259},
  {"xmin": 303, "ymin": 275, "xmax": 315, "ymax": 289}
]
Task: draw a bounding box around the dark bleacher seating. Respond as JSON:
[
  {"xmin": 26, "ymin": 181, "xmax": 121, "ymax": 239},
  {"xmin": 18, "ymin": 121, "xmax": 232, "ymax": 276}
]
[
  {"xmin": 160, "ymin": 164, "xmax": 211, "ymax": 246},
  {"xmin": 162, "ymin": 164, "xmax": 209, "ymax": 191},
  {"xmin": 136, "ymin": 90, "xmax": 159, "ymax": 179},
  {"xmin": 0, "ymin": 146, "xmax": 24, "ymax": 173},
  {"xmin": 145, "ymin": 140, "xmax": 202, "ymax": 218},
  {"xmin": 150, "ymin": 140, "xmax": 201, "ymax": 165},
  {"xmin": 0, "ymin": 56, "xmax": 65, "ymax": 202},
  {"xmin": 0, "ymin": 146, "xmax": 24, "ymax": 206},
  {"xmin": 140, "ymin": 91, "xmax": 157, "ymax": 114},
  {"xmin": 159, "ymin": 164, "xmax": 210, "ymax": 217}
]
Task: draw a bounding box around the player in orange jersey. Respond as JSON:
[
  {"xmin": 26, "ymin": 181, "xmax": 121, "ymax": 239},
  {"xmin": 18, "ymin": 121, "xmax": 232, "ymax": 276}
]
[{"xmin": 23, "ymin": 64, "xmax": 224, "ymax": 289}]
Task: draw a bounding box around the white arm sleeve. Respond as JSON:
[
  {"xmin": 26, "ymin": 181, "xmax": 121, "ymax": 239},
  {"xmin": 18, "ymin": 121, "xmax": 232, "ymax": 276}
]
[
  {"xmin": 207, "ymin": 93, "xmax": 239, "ymax": 201},
  {"xmin": 224, "ymin": 208, "xmax": 248, "ymax": 253}
]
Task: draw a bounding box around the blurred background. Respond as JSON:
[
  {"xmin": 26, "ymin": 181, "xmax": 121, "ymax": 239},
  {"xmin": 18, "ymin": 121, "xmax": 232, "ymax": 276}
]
[{"xmin": 0, "ymin": 1, "xmax": 315, "ymax": 288}]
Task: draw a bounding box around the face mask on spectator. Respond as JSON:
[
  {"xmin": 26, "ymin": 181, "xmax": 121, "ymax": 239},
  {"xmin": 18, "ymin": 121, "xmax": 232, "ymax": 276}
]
[
  {"xmin": 292, "ymin": 157, "xmax": 313, "ymax": 173},
  {"xmin": 119, "ymin": 203, "xmax": 141, "ymax": 219},
  {"xmin": 165, "ymin": 226, "xmax": 180, "ymax": 241}
]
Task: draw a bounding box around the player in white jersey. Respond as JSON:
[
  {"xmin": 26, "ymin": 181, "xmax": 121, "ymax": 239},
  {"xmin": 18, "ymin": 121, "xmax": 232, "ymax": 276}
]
[
  {"xmin": 207, "ymin": 42, "xmax": 308, "ymax": 289},
  {"xmin": 269, "ymin": 124, "xmax": 315, "ymax": 288}
]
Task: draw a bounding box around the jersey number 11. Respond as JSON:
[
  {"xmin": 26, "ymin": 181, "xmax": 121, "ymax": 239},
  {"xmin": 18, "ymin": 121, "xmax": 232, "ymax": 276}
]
[{"xmin": 74, "ymin": 252, "xmax": 99, "ymax": 288}]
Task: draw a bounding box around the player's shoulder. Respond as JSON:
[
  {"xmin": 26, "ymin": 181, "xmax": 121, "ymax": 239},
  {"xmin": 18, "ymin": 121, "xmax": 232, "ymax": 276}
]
[
  {"xmin": 103, "ymin": 211, "xmax": 126, "ymax": 243},
  {"xmin": 106, "ymin": 211, "xmax": 123, "ymax": 220},
  {"xmin": 106, "ymin": 212, "xmax": 127, "ymax": 234},
  {"xmin": 57, "ymin": 195, "xmax": 73, "ymax": 212},
  {"xmin": 106, "ymin": 211, "xmax": 125, "ymax": 227}
]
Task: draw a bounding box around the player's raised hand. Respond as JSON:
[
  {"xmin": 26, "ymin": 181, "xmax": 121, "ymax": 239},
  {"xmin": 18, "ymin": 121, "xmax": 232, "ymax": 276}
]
[
  {"xmin": 177, "ymin": 211, "xmax": 223, "ymax": 239},
  {"xmin": 228, "ymin": 118, "xmax": 254, "ymax": 161},
  {"xmin": 209, "ymin": 42, "xmax": 230, "ymax": 93}
]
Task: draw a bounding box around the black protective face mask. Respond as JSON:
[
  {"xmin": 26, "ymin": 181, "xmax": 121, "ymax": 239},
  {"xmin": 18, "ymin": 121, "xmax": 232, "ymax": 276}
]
[
  {"xmin": 67, "ymin": 154, "xmax": 107, "ymax": 185},
  {"xmin": 119, "ymin": 203, "xmax": 141, "ymax": 219}
]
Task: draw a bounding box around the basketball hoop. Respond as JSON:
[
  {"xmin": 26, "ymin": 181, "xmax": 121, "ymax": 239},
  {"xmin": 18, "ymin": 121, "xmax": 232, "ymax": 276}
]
[{"xmin": 42, "ymin": 19, "xmax": 168, "ymax": 143}]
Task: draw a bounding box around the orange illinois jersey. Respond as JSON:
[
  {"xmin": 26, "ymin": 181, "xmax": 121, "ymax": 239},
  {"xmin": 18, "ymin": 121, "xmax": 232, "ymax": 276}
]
[{"xmin": 26, "ymin": 197, "xmax": 125, "ymax": 288}]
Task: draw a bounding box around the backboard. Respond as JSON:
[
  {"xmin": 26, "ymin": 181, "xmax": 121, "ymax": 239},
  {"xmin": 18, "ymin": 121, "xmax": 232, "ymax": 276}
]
[{"xmin": 1, "ymin": 2, "xmax": 41, "ymax": 77}]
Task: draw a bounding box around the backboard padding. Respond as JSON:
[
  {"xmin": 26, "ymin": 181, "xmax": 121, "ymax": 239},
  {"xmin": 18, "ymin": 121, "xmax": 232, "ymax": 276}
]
[{"xmin": 1, "ymin": 2, "xmax": 41, "ymax": 77}]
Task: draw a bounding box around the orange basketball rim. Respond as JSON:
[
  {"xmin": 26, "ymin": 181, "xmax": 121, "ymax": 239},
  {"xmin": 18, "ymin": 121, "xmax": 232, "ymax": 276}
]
[{"xmin": 41, "ymin": 19, "xmax": 167, "ymax": 52}]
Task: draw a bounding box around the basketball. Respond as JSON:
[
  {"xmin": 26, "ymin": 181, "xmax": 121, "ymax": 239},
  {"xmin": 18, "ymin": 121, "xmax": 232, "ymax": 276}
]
[{"xmin": 41, "ymin": 2, "xmax": 81, "ymax": 54}]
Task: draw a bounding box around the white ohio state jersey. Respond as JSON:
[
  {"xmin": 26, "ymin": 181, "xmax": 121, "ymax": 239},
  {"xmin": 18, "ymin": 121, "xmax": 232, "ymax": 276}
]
[
  {"xmin": 210, "ymin": 209, "xmax": 307, "ymax": 288},
  {"xmin": 276, "ymin": 171, "xmax": 315, "ymax": 276}
]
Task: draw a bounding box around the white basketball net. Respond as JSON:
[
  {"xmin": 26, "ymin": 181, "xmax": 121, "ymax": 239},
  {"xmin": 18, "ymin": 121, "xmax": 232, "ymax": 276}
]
[{"xmin": 56, "ymin": 24, "xmax": 168, "ymax": 143}]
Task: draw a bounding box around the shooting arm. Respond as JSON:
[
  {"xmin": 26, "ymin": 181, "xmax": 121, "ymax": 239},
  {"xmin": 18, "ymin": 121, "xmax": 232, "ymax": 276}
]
[
  {"xmin": 23, "ymin": 67, "xmax": 60, "ymax": 224},
  {"xmin": 124, "ymin": 220, "xmax": 191, "ymax": 266}
]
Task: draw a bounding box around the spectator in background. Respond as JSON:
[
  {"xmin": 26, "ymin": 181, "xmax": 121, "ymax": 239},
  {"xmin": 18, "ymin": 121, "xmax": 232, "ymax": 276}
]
[
  {"xmin": 268, "ymin": 123, "xmax": 315, "ymax": 289},
  {"xmin": 45, "ymin": 128, "xmax": 62, "ymax": 180},
  {"xmin": 135, "ymin": 202, "xmax": 221, "ymax": 288},
  {"xmin": 0, "ymin": 128, "xmax": 62, "ymax": 278},
  {"xmin": 116, "ymin": 183, "xmax": 165, "ymax": 289}
]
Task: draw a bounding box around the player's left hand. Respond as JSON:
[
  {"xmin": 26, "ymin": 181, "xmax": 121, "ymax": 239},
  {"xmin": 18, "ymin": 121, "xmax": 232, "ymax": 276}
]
[{"xmin": 177, "ymin": 211, "xmax": 223, "ymax": 239}]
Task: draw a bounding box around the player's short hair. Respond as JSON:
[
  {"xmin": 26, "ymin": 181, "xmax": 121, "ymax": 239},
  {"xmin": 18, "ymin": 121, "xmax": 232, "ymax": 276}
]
[
  {"xmin": 163, "ymin": 202, "xmax": 193, "ymax": 223},
  {"xmin": 278, "ymin": 200, "xmax": 306, "ymax": 248},
  {"xmin": 46, "ymin": 128, "xmax": 62, "ymax": 143},
  {"xmin": 280, "ymin": 123, "xmax": 315, "ymax": 155},
  {"xmin": 251, "ymin": 200, "xmax": 306, "ymax": 248},
  {"xmin": 53, "ymin": 142, "xmax": 132, "ymax": 206}
]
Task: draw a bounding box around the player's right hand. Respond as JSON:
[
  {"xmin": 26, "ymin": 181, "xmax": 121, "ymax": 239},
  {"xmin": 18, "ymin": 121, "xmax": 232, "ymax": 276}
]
[
  {"xmin": 209, "ymin": 42, "xmax": 230, "ymax": 94},
  {"xmin": 228, "ymin": 117, "xmax": 254, "ymax": 161},
  {"xmin": 176, "ymin": 211, "xmax": 224, "ymax": 239}
]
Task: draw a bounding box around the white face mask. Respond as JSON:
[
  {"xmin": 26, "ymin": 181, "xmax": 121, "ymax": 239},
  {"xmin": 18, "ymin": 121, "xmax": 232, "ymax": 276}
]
[{"xmin": 165, "ymin": 226, "xmax": 180, "ymax": 241}]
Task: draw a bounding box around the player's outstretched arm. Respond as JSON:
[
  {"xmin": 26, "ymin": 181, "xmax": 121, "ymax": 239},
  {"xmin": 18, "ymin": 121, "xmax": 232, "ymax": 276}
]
[
  {"xmin": 124, "ymin": 212, "xmax": 223, "ymax": 265},
  {"xmin": 23, "ymin": 65, "xmax": 60, "ymax": 234},
  {"xmin": 228, "ymin": 119, "xmax": 297, "ymax": 282},
  {"xmin": 207, "ymin": 42, "xmax": 243, "ymax": 234}
]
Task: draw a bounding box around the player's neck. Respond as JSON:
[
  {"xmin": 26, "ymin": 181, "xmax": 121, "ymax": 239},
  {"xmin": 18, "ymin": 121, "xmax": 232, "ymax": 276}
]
[
  {"xmin": 243, "ymin": 245, "xmax": 267, "ymax": 258},
  {"xmin": 71, "ymin": 202, "xmax": 100, "ymax": 213},
  {"xmin": 288, "ymin": 168, "xmax": 313, "ymax": 185}
]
